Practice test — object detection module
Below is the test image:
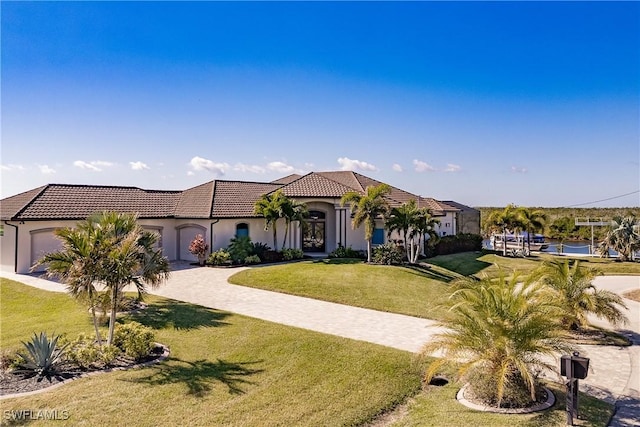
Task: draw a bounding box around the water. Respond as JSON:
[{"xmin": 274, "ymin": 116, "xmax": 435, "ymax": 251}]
[{"xmin": 483, "ymin": 239, "xmax": 617, "ymax": 257}]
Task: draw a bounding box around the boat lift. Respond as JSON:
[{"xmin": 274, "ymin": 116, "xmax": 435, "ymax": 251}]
[{"xmin": 574, "ymin": 218, "xmax": 611, "ymax": 254}]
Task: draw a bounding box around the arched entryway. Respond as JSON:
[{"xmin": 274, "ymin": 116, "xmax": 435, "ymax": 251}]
[{"xmin": 303, "ymin": 210, "xmax": 326, "ymax": 252}]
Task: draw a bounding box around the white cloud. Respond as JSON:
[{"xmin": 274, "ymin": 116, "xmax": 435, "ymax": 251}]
[
  {"xmin": 38, "ymin": 164, "xmax": 56, "ymax": 175},
  {"xmin": 189, "ymin": 156, "xmax": 229, "ymax": 175},
  {"xmin": 511, "ymin": 166, "xmax": 528, "ymax": 174},
  {"xmin": 413, "ymin": 159, "xmax": 436, "ymax": 172},
  {"xmin": 445, "ymin": 163, "xmax": 461, "ymax": 172},
  {"xmin": 267, "ymin": 161, "xmax": 296, "ymax": 174},
  {"xmin": 392, "ymin": 163, "xmax": 403, "ymax": 172},
  {"xmin": 74, "ymin": 160, "xmax": 114, "ymax": 172},
  {"xmin": 1, "ymin": 164, "xmax": 26, "ymax": 171},
  {"xmin": 130, "ymin": 161, "xmax": 150, "ymax": 171},
  {"xmin": 337, "ymin": 157, "xmax": 378, "ymax": 172},
  {"xmin": 234, "ymin": 163, "xmax": 266, "ymax": 174},
  {"xmin": 186, "ymin": 171, "xmax": 195, "ymax": 176}
]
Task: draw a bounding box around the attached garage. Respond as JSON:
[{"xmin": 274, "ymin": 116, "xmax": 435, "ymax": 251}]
[
  {"xmin": 30, "ymin": 228, "xmax": 62, "ymax": 272},
  {"xmin": 176, "ymin": 224, "xmax": 207, "ymax": 262}
]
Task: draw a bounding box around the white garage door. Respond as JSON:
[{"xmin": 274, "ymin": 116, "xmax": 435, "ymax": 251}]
[
  {"xmin": 178, "ymin": 226, "xmax": 206, "ymax": 261},
  {"xmin": 31, "ymin": 229, "xmax": 63, "ymax": 272}
]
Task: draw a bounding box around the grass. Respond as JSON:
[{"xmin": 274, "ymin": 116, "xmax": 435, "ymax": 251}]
[
  {"xmin": 427, "ymin": 251, "xmax": 640, "ymax": 278},
  {"xmin": 394, "ymin": 379, "xmax": 613, "ymax": 427},
  {"xmin": 228, "ymin": 259, "xmax": 457, "ymax": 320},
  {"xmin": 1, "ymin": 278, "xmax": 421, "ymax": 426}
]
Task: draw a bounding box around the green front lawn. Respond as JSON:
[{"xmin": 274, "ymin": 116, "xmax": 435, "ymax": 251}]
[
  {"xmin": 229, "ymin": 259, "xmax": 457, "ymax": 320},
  {"xmin": 1, "ymin": 278, "xmax": 421, "ymax": 426}
]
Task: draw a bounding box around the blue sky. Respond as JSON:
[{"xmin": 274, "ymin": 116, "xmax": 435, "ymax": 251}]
[{"xmin": 2, "ymin": 1, "xmax": 638, "ymax": 207}]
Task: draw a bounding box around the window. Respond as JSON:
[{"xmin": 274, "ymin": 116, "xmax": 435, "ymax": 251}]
[
  {"xmin": 236, "ymin": 223, "xmax": 249, "ymax": 238},
  {"xmin": 372, "ymin": 228, "xmax": 385, "ymax": 245}
]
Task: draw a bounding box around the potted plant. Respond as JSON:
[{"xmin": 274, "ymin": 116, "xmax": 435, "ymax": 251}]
[{"xmin": 189, "ymin": 234, "xmax": 209, "ymax": 266}]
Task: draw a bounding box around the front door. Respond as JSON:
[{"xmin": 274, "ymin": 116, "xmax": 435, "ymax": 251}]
[{"xmin": 303, "ymin": 211, "xmax": 326, "ymax": 252}]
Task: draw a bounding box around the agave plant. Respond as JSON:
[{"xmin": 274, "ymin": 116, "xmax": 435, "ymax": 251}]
[{"xmin": 16, "ymin": 332, "xmax": 69, "ymax": 380}]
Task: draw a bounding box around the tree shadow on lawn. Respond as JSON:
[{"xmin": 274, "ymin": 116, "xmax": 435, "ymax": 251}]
[
  {"xmin": 128, "ymin": 357, "xmax": 264, "ymax": 397},
  {"xmin": 403, "ymin": 264, "xmax": 460, "ymax": 284},
  {"xmin": 127, "ymin": 299, "xmax": 232, "ymax": 331},
  {"xmin": 313, "ymin": 258, "xmax": 363, "ymax": 265}
]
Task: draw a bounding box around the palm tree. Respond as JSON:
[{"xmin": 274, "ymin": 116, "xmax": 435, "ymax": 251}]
[
  {"xmin": 35, "ymin": 224, "xmax": 107, "ymax": 344},
  {"xmin": 386, "ymin": 199, "xmax": 420, "ymax": 261},
  {"xmin": 423, "ymin": 271, "xmax": 568, "ymax": 408},
  {"xmin": 410, "ymin": 207, "xmax": 440, "ymax": 262},
  {"xmin": 485, "ymin": 204, "xmax": 522, "ymax": 256},
  {"xmin": 533, "ymin": 259, "xmax": 628, "ymax": 330},
  {"xmin": 36, "ymin": 211, "xmax": 170, "ymax": 345},
  {"xmin": 600, "ymin": 216, "xmax": 640, "ymax": 261},
  {"xmin": 517, "ymin": 207, "xmax": 547, "ymax": 254},
  {"xmin": 254, "ymin": 190, "xmax": 287, "ymax": 251},
  {"xmin": 281, "ymin": 198, "xmax": 308, "ymax": 250},
  {"xmin": 340, "ymin": 184, "xmax": 391, "ymax": 263}
]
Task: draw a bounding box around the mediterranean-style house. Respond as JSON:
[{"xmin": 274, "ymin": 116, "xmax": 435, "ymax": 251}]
[{"xmin": 1, "ymin": 171, "xmax": 479, "ymax": 273}]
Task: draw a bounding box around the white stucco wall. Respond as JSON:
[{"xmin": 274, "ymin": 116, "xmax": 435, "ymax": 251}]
[{"xmin": 435, "ymin": 212, "xmax": 457, "ymax": 237}]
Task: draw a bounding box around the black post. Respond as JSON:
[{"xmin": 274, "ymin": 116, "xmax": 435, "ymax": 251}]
[
  {"xmin": 564, "ymin": 356, "xmax": 574, "ymax": 426},
  {"xmin": 573, "ymin": 378, "xmax": 579, "ymax": 420}
]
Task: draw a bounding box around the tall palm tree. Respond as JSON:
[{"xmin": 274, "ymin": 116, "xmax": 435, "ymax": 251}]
[
  {"xmin": 340, "ymin": 184, "xmax": 391, "ymax": 263},
  {"xmin": 254, "ymin": 190, "xmax": 287, "ymax": 251},
  {"xmin": 485, "ymin": 204, "xmax": 522, "ymax": 256},
  {"xmin": 281, "ymin": 198, "xmax": 308, "ymax": 250},
  {"xmin": 533, "ymin": 259, "xmax": 628, "ymax": 330},
  {"xmin": 36, "ymin": 211, "xmax": 170, "ymax": 345},
  {"xmin": 516, "ymin": 207, "xmax": 547, "ymax": 254},
  {"xmin": 423, "ymin": 271, "xmax": 568, "ymax": 407},
  {"xmin": 600, "ymin": 216, "xmax": 640, "ymax": 261}
]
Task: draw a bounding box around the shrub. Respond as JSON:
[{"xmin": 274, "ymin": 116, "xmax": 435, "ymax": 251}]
[
  {"xmin": 250, "ymin": 242, "xmax": 271, "ymax": 260},
  {"xmin": 63, "ymin": 333, "xmax": 121, "ymax": 369},
  {"xmin": 15, "ymin": 332, "xmax": 68, "ymax": 378},
  {"xmin": 262, "ymin": 250, "xmax": 284, "ymax": 263},
  {"xmin": 113, "ymin": 322, "xmax": 155, "ymax": 361},
  {"xmin": 328, "ymin": 245, "xmax": 365, "ymax": 259},
  {"xmin": 372, "ymin": 243, "xmax": 403, "ymax": 265},
  {"xmin": 188, "ymin": 234, "xmax": 209, "ymax": 258},
  {"xmin": 0, "ymin": 349, "xmax": 19, "ymax": 378},
  {"xmin": 208, "ymin": 249, "xmax": 232, "ymax": 266},
  {"xmin": 228, "ymin": 236, "xmax": 253, "ymax": 264},
  {"xmin": 281, "ymin": 248, "xmax": 304, "ymax": 261},
  {"xmin": 244, "ymin": 254, "xmax": 261, "ymax": 265},
  {"xmin": 425, "ymin": 233, "xmax": 483, "ymax": 257}
]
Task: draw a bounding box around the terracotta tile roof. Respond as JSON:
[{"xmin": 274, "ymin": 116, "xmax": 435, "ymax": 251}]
[
  {"xmin": 441, "ymin": 200, "xmax": 477, "ymax": 213},
  {"xmin": 277, "ymin": 172, "xmax": 357, "ymax": 198},
  {"xmin": 271, "ymin": 174, "xmax": 301, "ymax": 185},
  {"xmin": 2, "ymin": 184, "xmax": 180, "ymax": 220},
  {"xmin": 211, "ymin": 180, "xmax": 283, "ymax": 218},
  {"xmin": 175, "ymin": 181, "xmax": 215, "ymax": 218},
  {"xmin": 1, "ymin": 185, "xmax": 47, "ymax": 220}
]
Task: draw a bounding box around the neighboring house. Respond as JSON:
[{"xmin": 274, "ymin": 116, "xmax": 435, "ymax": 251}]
[
  {"xmin": 441, "ymin": 201, "xmax": 481, "ymax": 235},
  {"xmin": 1, "ymin": 171, "xmax": 475, "ymax": 273}
]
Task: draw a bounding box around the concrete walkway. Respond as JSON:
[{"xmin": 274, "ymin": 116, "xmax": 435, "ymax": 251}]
[{"xmin": 1, "ymin": 266, "xmax": 639, "ymax": 425}]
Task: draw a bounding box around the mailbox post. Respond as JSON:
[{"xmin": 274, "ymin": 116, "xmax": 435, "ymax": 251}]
[{"xmin": 560, "ymin": 352, "xmax": 590, "ymax": 426}]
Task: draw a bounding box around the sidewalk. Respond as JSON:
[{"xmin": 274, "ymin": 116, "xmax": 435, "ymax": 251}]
[{"xmin": 1, "ymin": 266, "xmax": 638, "ymax": 425}]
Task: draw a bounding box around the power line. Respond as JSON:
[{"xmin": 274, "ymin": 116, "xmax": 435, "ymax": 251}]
[{"xmin": 567, "ymin": 190, "xmax": 640, "ymax": 207}]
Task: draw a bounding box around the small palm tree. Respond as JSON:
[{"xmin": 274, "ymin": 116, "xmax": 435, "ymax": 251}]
[
  {"xmin": 386, "ymin": 199, "xmax": 420, "ymax": 261},
  {"xmin": 600, "ymin": 216, "xmax": 640, "ymax": 261},
  {"xmin": 36, "ymin": 211, "xmax": 170, "ymax": 346},
  {"xmin": 340, "ymin": 184, "xmax": 391, "ymax": 263},
  {"xmin": 517, "ymin": 207, "xmax": 547, "ymax": 254},
  {"xmin": 410, "ymin": 207, "xmax": 440, "ymax": 262},
  {"xmin": 423, "ymin": 271, "xmax": 568, "ymax": 407},
  {"xmin": 534, "ymin": 259, "xmax": 628, "ymax": 330},
  {"xmin": 485, "ymin": 204, "xmax": 522, "ymax": 256},
  {"xmin": 254, "ymin": 190, "xmax": 288, "ymax": 251},
  {"xmin": 281, "ymin": 198, "xmax": 308, "ymax": 249},
  {"xmin": 35, "ymin": 221, "xmax": 108, "ymax": 343}
]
